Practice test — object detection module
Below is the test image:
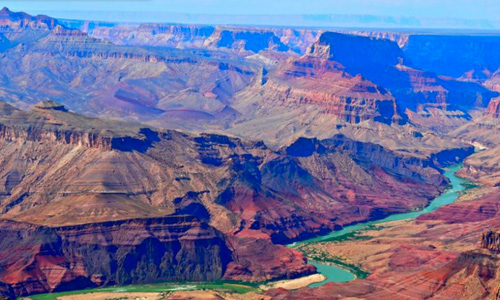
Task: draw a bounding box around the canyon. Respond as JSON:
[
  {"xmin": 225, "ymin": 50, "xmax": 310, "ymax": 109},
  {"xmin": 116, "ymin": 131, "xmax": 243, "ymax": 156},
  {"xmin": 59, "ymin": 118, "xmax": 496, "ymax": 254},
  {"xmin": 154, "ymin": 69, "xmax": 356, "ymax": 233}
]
[
  {"xmin": 0, "ymin": 100, "xmax": 467, "ymax": 298},
  {"xmin": 0, "ymin": 6, "xmax": 500, "ymax": 300}
]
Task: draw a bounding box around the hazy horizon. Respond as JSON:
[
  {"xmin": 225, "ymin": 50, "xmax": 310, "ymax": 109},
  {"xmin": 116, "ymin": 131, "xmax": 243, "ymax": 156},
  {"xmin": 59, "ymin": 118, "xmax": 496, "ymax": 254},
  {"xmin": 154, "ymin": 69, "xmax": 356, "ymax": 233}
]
[{"xmin": 3, "ymin": 0, "xmax": 500, "ymax": 30}]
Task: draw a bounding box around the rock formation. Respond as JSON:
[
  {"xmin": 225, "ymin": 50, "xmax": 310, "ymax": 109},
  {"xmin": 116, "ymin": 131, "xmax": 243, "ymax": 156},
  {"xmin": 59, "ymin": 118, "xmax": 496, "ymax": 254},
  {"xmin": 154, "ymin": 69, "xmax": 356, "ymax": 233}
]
[
  {"xmin": 306, "ymin": 31, "xmax": 498, "ymax": 130},
  {"xmin": 0, "ymin": 7, "xmax": 60, "ymax": 31},
  {"xmin": 259, "ymin": 56, "xmax": 401, "ymax": 124},
  {"xmin": 0, "ymin": 217, "xmax": 229, "ymax": 297},
  {"xmin": 482, "ymin": 231, "xmax": 500, "ymax": 253},
  {"xmin": 204, "ymin": 27, "xmax": 290, "ymax": 53}
]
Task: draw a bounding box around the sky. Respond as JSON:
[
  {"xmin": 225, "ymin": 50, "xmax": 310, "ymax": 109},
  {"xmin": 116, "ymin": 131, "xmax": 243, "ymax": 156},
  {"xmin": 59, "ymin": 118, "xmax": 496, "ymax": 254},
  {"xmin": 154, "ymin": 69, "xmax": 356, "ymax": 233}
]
[{"xmin": 3, "ymin": 0, "xmax": 500, "ymax": 29}]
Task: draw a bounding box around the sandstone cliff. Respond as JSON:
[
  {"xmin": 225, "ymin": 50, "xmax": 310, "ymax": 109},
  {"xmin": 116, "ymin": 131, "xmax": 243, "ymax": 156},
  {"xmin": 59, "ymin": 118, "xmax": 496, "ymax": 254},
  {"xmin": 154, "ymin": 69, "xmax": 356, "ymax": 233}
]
[{"xmin": 258, "ymin": 56, "xmax": 401, "ymax": 125}]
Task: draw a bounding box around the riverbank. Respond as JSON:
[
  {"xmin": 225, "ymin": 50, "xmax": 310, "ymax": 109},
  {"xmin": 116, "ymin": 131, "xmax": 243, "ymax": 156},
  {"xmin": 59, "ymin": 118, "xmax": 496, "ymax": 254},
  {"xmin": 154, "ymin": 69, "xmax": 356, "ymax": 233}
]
[
  {"xmin": 24, "ymin": 282, "xmax": 259, "ymax": 300},
  {"xmin": 259, "ymin": 274, "xmax": 326, "ymax": 290},
  {"xmin": 290, "ymin": 163, "xmax": 469, "ymax": 287}
]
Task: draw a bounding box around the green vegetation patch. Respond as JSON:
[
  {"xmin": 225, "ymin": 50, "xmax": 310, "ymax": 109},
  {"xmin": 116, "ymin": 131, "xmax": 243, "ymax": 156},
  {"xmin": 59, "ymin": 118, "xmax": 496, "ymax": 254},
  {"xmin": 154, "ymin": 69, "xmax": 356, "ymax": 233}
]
[
  {"xmin": 460, "ymin": 182, "xmax": 480, "ymax": 191},
  {"xmin": 318, "ymin": 230, "xmax": 373, "ymax": 243},
  {"xmin": 23, "ymin": 281, "xmax": 259, "ymax": 300},
  {"xmin": 297, "ymin": 244, "xmax": 370, "ymax": 279}
]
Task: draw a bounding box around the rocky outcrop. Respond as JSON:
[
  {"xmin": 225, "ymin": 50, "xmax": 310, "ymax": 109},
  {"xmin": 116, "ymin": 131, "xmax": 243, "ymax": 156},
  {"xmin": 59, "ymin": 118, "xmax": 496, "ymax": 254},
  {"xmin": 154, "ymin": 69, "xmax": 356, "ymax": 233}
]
[
  {"xmin": 391, "ymin": 64, "xmax": 496, "ymax": 113},
  {"xmin": 417, "ymin": 193, "xmax": 500, "ymax": 224},
  {"xmin": 259, "ymin": 55, "xmax": 401, "ymax": 124},
  {"xmin": 485, "ymin": 98, "xmax": 500, "ymax": 119},
  {"xmin": 0, "ymin": 103, "xmax": 468, "ymax": 298},
  {"xmin": 204, "ymin": 27, "xmax": 289, "ymax": 53},
  {"xmin": 0, "ymin": 102, "xmax": 456, "ymax": 244},
  {"xmin": 224, "ymin": 237, "xmax": 315, "ymax": 282},
  {"xmin": 308, "ymin": 31, "xmax": 405, "ymax": 72},
  {"xmin": 0, "ymin": 218, "xmax": 315, "ymax": 298},
  {"xmin": 482, "ymin": 231, "xmax": 500, "ymax": 253},
  {"xmin": 0, "ymin": 7, "xmax": 60, "ymax": 31},
  {"xmin": 269, "ymin": 28, "xmax": 321, "ymax": 54},
  {"xmin": 232, "ymin": 135, "xmax": 453, "ymax": 244},
  {"xmin": 0, "ymin": 124, "xmax": 115, "ymax": 150},
  {"xmin": 0, "ymin": 101, "xmax": 160, "ymax": 152},
  {"xmin": 335, "ymin": 30, "xmax": 409, "ymax": 47},
  {"xmin": 0, "ymin": 9, "xmax": 495, "ymax": 299},
  {"xmin": 430, "ymin": 146, "xmax": 475, "ymax": 167},
  {"xmin": 287, "ymin": 135, "xmax": 454, "ymax": 186}
]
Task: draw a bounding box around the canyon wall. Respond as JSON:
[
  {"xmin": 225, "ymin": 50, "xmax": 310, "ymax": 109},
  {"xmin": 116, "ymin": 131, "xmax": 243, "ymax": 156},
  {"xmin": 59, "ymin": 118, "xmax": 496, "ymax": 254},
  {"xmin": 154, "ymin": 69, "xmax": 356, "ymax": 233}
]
[{"xmin": 0, "ymin": 217, "xmax": 230, "ymax": 298}]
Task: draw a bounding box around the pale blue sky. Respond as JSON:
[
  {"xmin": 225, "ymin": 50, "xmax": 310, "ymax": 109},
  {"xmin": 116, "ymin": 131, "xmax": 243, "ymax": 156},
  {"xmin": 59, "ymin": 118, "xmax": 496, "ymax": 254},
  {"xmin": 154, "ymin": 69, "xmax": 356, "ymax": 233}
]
[{"xmin": 3, "ymin": 0, "xmax": 500, "ymax": 28}]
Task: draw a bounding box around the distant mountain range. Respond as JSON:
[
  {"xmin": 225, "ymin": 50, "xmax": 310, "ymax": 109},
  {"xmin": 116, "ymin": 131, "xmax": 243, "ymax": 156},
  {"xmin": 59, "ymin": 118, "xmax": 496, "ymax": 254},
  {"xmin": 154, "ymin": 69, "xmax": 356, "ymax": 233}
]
[{"xmin": 34, "ymin": 10, "xmax": 500, "ymax": 31}]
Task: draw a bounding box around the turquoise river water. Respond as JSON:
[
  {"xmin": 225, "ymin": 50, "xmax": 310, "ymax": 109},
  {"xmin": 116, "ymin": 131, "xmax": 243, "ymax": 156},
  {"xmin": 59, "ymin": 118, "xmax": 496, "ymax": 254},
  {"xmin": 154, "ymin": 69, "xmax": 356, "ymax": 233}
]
[{"xmin": 289, "ymin": 163, "xmax": 468, "ymax": 287}]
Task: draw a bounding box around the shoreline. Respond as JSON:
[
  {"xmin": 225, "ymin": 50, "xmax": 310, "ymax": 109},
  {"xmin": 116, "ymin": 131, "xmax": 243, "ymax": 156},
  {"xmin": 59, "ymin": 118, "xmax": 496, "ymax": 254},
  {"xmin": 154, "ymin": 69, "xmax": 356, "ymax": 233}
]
[
  {"xmin": 259, "ymin": 273, "xmax": 327, "ymax": 290},
  {"xmin": 291, "ymin": 163, "xmax": 468, "ymax": 287},
  {"xmin": 309, "ymin": 259, "xmax": 360, "ymax": 280}
]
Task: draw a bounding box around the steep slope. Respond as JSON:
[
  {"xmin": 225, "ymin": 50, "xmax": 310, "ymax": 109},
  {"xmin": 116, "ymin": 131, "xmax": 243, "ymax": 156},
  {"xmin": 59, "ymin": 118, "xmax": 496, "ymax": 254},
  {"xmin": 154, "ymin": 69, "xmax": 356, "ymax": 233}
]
[
  {"xmin": 258, "ymin": 56, "xmax": 400, "ymax": 125},
  {"xmin": 2, "ymin": 8, "xmax": 496, "ymax": 145},
  {"xmin": 3, "ymin": 9, "xmax": 498, "ymax": 139},
  {"xmin": 403, "ymin": 34, "xmax": 500, "ymax": 80},
  {"xmin": 331, "ymin": 31, "xmax": 500, "ymax": 83},
  {"xmin": 0, "ymin": 101, "xmax": 456, "ymax": 238},
  {"xmin": 0, "ymin": 8, "xmax": 497, "ymax": 299},
  {"xmin": 451, "ymin": 96, "xmax": 500, "ymax": 186},
  {"xmin": 308, "ymin": 32, "xmax": 405, "ymax": 74},
  {"xmin": 0, "ymin": 102, "xmax": 314, "ymax": 298},
  {"xmin": 0, "ymin": 217, "xmax": 231, "ymax": 297}
]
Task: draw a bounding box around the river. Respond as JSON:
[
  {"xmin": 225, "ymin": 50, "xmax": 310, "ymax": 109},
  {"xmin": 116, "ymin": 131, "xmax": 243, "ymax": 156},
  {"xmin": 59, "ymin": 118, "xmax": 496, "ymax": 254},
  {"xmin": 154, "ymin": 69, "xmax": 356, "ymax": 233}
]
[{"xmin": 289, "ymin": 163, "xmax": 468, "ymax": 287}]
